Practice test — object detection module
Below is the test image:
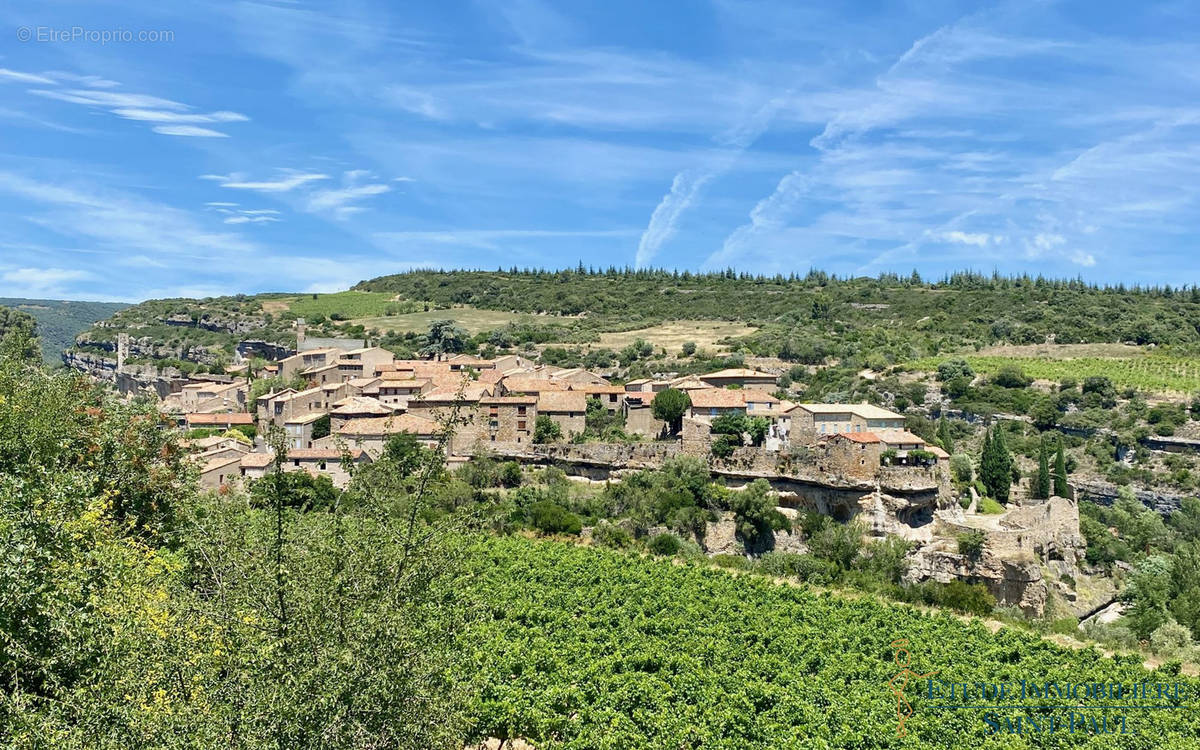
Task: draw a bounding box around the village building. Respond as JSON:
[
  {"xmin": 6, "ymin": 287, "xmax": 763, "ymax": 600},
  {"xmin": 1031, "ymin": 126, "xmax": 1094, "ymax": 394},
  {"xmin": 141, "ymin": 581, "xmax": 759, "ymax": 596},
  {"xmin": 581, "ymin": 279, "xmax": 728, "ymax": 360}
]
[
  {"xmin": 499, "ymin": 376, "xmax": 567, "ymax": 396},
  {"xmin": 686, "ymin": 388, "xmax": 751, "ymax": 423},
  {"xmin": 536, "ymin": 391, "xmax": 587, "ymax": 437},
  {"xmin": 788, "ymin": 402, "xmax": 906, "ymax": 438},
  {"xmin": 698, "ymin": 368, "xmax": 778, "ymax": 391},
  {"xmin": 238, "ymin": 451, "xmax": 275, "ymax": 481},
  {"xmin": 335, "ymin": 347, "xmax": 396, "ymax": 382},
  {"xmin": 334, "ymin": 414, "xmax": 442, "ymax": 456},
  {"xmin": 569, "ymin": 383, "xmax": 626, "ymax": 413},
  {"xmin": 281, "ymin": 448, "xmax": 370, "ymax": 488},
  {"xmin": 278, "ymin": 347, "xmax": 341, "ymax": 380},
  {"xmin": 622, "ymin": 393, "xmax": 666, "ymax": 437},
  {"xmin": 479, "ymin": 396, "xmax": 537, "ymax": 444},
  {"xmin": 376, "ymin": 376, "xmax": 433, "ymax": 408},
  {"xmin": 283, "ymin": 412, "xmax": 327, "ymax": 451},
  {"xmin": 199, "ymin": 454, "xmax": 244, "ymax": 490},
  {"xmin": 185, "ymin": 412, "xmax": 255, "ymax": 432}
]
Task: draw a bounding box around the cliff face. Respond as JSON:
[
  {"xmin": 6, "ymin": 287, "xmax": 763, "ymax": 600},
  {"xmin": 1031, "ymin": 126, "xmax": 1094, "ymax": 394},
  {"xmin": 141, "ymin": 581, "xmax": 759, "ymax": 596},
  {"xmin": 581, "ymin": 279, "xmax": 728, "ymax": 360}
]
[
  {"xmin": 60, "ymin": 350, "xmax": 186, "ymax": 398},
  {"xmin": 905, "ymin": 549, "xmax": 1047, "ymax": 616}
]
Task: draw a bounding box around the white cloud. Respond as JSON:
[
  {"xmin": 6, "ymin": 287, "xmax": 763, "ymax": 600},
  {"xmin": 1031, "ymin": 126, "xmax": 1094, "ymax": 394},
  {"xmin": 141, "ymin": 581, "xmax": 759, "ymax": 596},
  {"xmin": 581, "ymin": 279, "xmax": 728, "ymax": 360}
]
[
  {"xmin": 30, "ymin": 88, "xmax": 188, "ymax": 110},
  {"xmin": 938, "ymin": 231, "xmax": 993, "ymax": 247},
  {"xmin": 1031, "ymin": 233, "xmax": 1066, "ymax": 251},
  {"xmin": 1071, "ymin": 250, "xmax": 1096, "ymax": 266},
  {"xmin": 306, "ymin": 172, "xmax": 391, "ymax": 218},
  {"xmin": 152, "ymin": 125, "xmax": 230, "ymax": 137},
  {"xmin": 0, "ymin": 68, "xmax": 56, "ymax": 85},
  {"xmin": 209, "ymin": 170, "xmax": 330, "ymax": 192},
  {"xmin": 0, "ymin": 267, "xmax": 92, "ymax": 295},
  {"xmin": 635, "ymin": 170, "xmax": 713, "ymax": 268},
  {"xmin": 113, "ymin": 108, "xmax": 248, "ymax": 124}
]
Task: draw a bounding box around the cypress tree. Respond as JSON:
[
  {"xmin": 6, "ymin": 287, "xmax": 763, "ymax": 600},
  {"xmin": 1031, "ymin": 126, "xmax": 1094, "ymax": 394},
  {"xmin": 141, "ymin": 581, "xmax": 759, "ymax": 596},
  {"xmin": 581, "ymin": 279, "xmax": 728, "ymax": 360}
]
[
  {"xmin": 937, "ymin": 417, "xmax": 954, "ymax": 454},
  {"xmin": 981, "ymin": 425, "xmax": 1013, "ymax": 504},
  {"xmin": 1034, "ymin": 438, "xmax": 1051, "ymax": 500},
  {"xmin": 1053, "ymin": 437, "xmax": 1069, "ymax": 497}
]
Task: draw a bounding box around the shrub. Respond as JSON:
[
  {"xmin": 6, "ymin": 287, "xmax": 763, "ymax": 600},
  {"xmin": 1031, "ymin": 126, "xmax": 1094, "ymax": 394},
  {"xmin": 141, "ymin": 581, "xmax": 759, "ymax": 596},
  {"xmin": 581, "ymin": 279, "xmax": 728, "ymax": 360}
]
[
  {"xmin": 991, "ymin": 365, "xmax": 1032, "ymax": 388},
  {"xmin": 651, "ymin": 388, "xmax": 691, "ymax": 434},
  {"xmin": 499, "ymin": 461, "xmax": 523, "ymax": 488},
  {"xmin": 710, "ymin": 434, "xmax": 736, "ymax": 459},
  {"xmin": 711, "ymin": 554, "xmax": 751, "ymax": 571},
  {"xmin": 529, "ymin": 500, "xmax": 582, "ymax": 535},
  {"xmin": 533, "ymin": 415, "xmax": 563, "ymax": 444},
  {"xmin": 756, "ymin": 551, "xmax": 806, "ymax": 578},
  {"xmin": 936, "ymin": 580, "xmax": 996, "ymax": 615},
  {"xmin": 681, "ymin": 341, "xmax": 697, "ymax": 356},
  {"xmin": 648, "ymin": 533, "xmax": 682, "ymax": 556},
  {"xmin": 957, "ymin": 530, "xmax": 986, "ymax": 559},
  {"xmin": 937, "ymin": 358, "xmax": 974, "ymax": 382},
  {"xmin": 592, "ymin": 520, "xmax": 631, "ymax": 549},
  {"xmin": 1151, "ymin": 619, "xmax": 1193, "ymax": 655},
  {"xmin": 949, "ymin": 453, "xmax": 973, "ymax": 484},
  {"xmin": 978, "ymin": 497, "xmax": 1005, "ymax": 515}
]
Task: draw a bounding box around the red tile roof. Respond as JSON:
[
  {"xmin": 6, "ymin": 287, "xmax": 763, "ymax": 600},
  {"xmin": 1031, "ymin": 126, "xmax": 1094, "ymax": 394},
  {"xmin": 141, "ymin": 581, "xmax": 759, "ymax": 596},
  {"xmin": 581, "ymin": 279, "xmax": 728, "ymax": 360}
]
[{"xmin": 186, "ymin": 412, "xmax": 255, "ymax": 426}]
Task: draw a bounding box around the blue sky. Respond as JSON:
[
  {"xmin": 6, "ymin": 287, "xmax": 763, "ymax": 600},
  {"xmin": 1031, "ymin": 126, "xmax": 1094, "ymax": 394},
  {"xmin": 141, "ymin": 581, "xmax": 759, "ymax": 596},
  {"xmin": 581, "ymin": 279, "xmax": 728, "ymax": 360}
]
[{"xmin": 1, "ymin": 1, "xmax": 1199, "ymax": 301}]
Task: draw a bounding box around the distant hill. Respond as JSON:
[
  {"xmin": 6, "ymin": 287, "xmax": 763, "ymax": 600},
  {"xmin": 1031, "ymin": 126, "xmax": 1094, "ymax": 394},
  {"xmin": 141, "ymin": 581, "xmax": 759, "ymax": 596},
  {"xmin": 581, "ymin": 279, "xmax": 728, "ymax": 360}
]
[{"xmin": 0, "ymin": 298, "xmax": 129, "ymax": 364}]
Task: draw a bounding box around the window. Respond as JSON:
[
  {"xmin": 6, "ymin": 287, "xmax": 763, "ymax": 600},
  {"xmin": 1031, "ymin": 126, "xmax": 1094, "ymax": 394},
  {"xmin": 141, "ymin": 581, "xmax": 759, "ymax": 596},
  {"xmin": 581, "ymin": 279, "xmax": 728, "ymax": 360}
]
[
  {"xmin": 517, "ymin": 406, "xmax": 527, "ymax": 416},
  {"xmin": 518, "ymin": 420, "xmax": 526, "ymax": 430}
]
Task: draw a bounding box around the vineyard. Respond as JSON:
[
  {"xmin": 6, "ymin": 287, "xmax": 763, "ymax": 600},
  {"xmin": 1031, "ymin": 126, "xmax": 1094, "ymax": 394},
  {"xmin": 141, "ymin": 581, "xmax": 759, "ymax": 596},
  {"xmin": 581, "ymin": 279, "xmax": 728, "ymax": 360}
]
[
  {"xmin": 907, "ymin": 354, "xmax": 1200, "ymax": 396},
  {"xmin": 464, "ymin": 536, "xmax": 1200, "ymax": 749}
]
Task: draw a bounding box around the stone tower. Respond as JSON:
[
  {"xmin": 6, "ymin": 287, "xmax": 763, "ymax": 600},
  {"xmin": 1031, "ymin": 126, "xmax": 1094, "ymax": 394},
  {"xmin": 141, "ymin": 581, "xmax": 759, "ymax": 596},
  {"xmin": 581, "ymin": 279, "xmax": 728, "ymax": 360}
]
[
  {"xmin": 296, "ymin": 318, "xmax": 306, "ymax": 351},
  {"xmin": 116, "ymin": 332, "xmax": 129, "ymax": 373}
]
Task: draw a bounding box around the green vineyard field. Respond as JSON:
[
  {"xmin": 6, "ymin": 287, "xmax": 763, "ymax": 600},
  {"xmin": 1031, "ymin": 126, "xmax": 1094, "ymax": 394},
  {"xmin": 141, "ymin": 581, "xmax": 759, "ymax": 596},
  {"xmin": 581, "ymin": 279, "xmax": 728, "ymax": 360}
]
[
  {"xmin": 907, "ymin": 355, "xmax": 1200, "ymax": 395},
  {"xmin": 464, "ymin": 536, "xmax": 1200, "ymax": 749}
]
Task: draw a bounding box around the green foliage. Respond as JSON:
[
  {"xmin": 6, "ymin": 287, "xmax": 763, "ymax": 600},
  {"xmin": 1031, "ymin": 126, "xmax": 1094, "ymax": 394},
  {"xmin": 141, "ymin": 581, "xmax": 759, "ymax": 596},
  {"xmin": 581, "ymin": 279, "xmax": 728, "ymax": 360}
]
[
  {"xmin": 728, "ymin": 479, "xmax": 789, "ymax": 549},
  {"xmin": 0, "ymin": 297, "xmax": 126, "ymax": 363},
  {"xmin": 1033, "ymin": 438, "xmax": 1051, "ymax": 499},
  {"xmin": 937, "ymin": 357, "xmax": 974, "ymax": 382},
  {"xmin": 957, "ymin": 530, "xmax": 986, "ymax": 559},
  {"xmin": 529, "ymin": 500, "xmax": 583, "ymax": 535},
  {"xmin": 979, "ymin": 425, "xmax": 1013, "ymax": 504},
  {"xmin": 949, "ymin": 453, "xmax": 973, "ymax": 485},
  {"xmin": 533, "ymin": 414, "xmax": 563, "ymax": 444},
  {"xmin": 499, "ymin": 460, "xmax": 523, "ymax": 488},
  {"xmin": 710, "ymin": 411, "xmax": 748, "ymax": 435},
  {"xmin": 311, "ymin": 413, "xmax": 331, "ymax": 440},
  {"xmin": 710, "ymin": 433, "xmax": 737, "ymax": 459},
  {"xmin": 1053, "ymin": 437, "xmax": 1069, "ymax": 497},
  {"xmin": 591, "ymin": 520, "xmax": 631, "ymax": 549},
  {"xmin": 990, "ymin": 364, "xmax": 1032, "ymax": 388},
  {"xmin": 681, "ymin": 340, "xmax": 697, "ymax": 356},
  {"xmin": 647, "ymin": 532, "xmax": 682, "ymax": 556},
  {"xmin": 421, "ymin": 319, "xmax": 469, "ymax": 356},
  {"xmin": 650, "ymin": 388, "xmax": 690, "ymax": 434},
  {"xmin": 248, "ymin": 470, "xmax": 340, "ymax": 511},
  {"xmin": 936, "ymin": 417, "xmax": 954, "ymax": 453},
  {"xmin": 978, "ymin": 496, "xmax": 1006, "ymax": 515},
  {"xmin": 0, "ymin": 304, "xmax": 40, "ymax": 361}
]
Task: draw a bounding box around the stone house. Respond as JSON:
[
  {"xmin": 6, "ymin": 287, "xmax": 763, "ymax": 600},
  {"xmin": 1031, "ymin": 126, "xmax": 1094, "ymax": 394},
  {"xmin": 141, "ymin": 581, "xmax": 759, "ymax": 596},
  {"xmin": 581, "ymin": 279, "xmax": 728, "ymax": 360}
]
[
  {"xmin": 185, "ymin": 412, "xmax": 255, "ymax": 432},
  {"xmin": 335, "ymin": 347, "xmax": 396, "ymax": 381},
  {"xmin": 278, "ymin": 347, "xmax": 341, "ymax": 380},
  {"xmin": 376, "ymin": 376, "xmax": 433, "ymax": 408},
  {"xmin": 329, "ymin": 396, "xmax": 395, "ymax": 431},
  {"xmin": 199, "ymin": 454, "xmax": 243, "ymax": 489},
  {"xmin": 788, "ymin": 402, "xmax": 906, "ymax": 440},
  {"xmin": 284, "ymin": 411, "xmax": 326, "ymax": 451},
  {"xmin": 239, "ymin": 451, "xmax": 275, "ymax": 481},
  {"xmin": 478, "ymin": 396, "xmax": 537, "ymax": 445},
  {"xmin": 536, "ymin": 391, "xmax": 587, "ymax": 437},
  {"xmin": 334, "ymin": 414, "xmax": 441, "ymax": 456},
  {"xmin": 499, "ymin": 376, "xmax": 566, "ymax": 396},
  {"xmin": 282, "ymin": 448, "xmax": 370, "ymax": 488},
  {"xmin": 698, "ymin": 368, "xmax": 777, "ymax": 391},
  {"xmin": 569, "ymin": 383, "xmax": 625, "ymax": 413},
  {"xmin": 623, "ymin": 393, "xmax": 667, "ymax": 437},
  {"xmin": 686, "ymin": 388, "xmax": 750, "ymax": 424}
]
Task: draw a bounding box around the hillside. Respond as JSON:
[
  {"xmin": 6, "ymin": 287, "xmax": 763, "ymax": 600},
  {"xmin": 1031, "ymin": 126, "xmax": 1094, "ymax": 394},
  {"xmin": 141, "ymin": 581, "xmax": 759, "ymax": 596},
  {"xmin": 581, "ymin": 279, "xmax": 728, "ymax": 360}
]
[
  {"xmin": 69, "ymin": 269, "xmax": 1200, "ymax": 374},
  {"xmin": 0, "ymin": 297, "xmax": 128, "ymax": 364}
]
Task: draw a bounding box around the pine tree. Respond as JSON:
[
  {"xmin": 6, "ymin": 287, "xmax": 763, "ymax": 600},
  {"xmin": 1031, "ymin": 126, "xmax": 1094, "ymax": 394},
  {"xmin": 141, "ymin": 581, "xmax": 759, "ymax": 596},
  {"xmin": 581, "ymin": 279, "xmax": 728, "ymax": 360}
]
[
  {"xmin": 1053, "ymin": 437, "xmax": 1069, "ymax": 497},
  {"xmin": 937, "ymin": 417, "xmax": 954, "ymax": 454},
  {"xmin": 1034, "ymin": 438, "xmax": 1051, "ymax": 500}
]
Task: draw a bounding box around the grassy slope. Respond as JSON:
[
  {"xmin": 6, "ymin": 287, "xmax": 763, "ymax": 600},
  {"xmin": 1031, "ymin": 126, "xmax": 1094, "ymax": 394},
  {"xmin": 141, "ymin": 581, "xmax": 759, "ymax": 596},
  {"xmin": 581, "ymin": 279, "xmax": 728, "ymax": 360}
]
[
  {"xmin": 908, "ymin": 354, "xmax": 1200, "ymax": 396},
  {"xmin": 0, "ymin": 297, "xmax": 128, "ymax": 364},
  {"xmin": 466, "ymin": 535, "xmax": 1199, "ymax": 749}
]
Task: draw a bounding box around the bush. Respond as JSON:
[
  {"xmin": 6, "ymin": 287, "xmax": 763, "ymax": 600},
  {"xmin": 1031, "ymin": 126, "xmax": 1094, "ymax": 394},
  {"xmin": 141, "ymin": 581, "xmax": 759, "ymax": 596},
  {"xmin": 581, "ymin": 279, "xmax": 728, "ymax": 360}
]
[
  {"xmin": 957, "ymin": 530, "xmax": 986, "ymax": 559},
  {"xmin": 950, "ymin": 453, "xmax": 973, "ymax": 485},
  {"xmin": 499, "ymin": 461, "xmax": 523, "ymax": 488},
  {"xmin": 592, "ymin": 520, "xmax": 631, "ymax": 549},
  {"xmin": 681, "ymin": 341, "xmax": 697, "ymax": 356},
  {"xmin": 648, "ymin": 533, "xmax": 682, "ymax": 556},
  {"xmin": 937, "ymin": 580, "xmax": 996, "ymax": 615},
  {"xmin": 710, "ymin": 554, "xmax": 751, "ymax": 571},
  {"xmin": 757, "ymin": 551, "xmax": 806, "ymax": 578},
  {"xmin": 710, "ymin": 434, "xmax": 736, "ymax": 459},
  {"xmin": 1150, "ymin": 619, "xmax": 1193, "ymax": 655},
  {"xmin": 937, "ymin": 358, "xmax": 974, "ymax": 382},
  {"xmin": 533, "ymin": 415, "xmax": 563, "ymax": 444},
  {"xmin": 978, "ymin": 497, "xmax": 1005, "ymax": 515},
  {"xmin": 991, "ymin": 365, "xmax": 1032, "ymax": 388},
  {"xmin": 529, "ymin": 500, "xmax": 582, "ymax": 535}
]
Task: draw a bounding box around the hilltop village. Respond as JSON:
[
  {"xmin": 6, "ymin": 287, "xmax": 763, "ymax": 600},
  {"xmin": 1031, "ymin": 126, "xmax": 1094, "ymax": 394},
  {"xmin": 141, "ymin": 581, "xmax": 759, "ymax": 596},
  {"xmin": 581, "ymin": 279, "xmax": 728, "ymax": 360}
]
[{"xmin": 73, "ymin": 319, "xmax": 1094, "ymax": 621}]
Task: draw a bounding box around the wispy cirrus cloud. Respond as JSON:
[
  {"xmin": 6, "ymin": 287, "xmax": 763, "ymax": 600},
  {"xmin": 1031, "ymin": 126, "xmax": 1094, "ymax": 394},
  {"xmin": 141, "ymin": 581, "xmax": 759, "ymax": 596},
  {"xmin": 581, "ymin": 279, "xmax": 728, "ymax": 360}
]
[
  {"xmin": 202, "ymin": 170, "xmax": 329, "ymax": 192},
  {"xmin": 305, "ymin": 171, "xmax": 391, "ymax": 219}
]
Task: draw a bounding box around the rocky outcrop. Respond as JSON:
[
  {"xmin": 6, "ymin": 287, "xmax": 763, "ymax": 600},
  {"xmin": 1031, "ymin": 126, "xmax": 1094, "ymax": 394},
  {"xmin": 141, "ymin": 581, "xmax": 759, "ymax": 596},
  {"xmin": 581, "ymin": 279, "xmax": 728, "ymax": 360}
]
[
  {"xmin": 905, "ymin": 547, "xmax": 1047, "ymax": 616},
  {"xmin": 1071, "ymin": 479, "xmax": 1187, "ymax": 515}
]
